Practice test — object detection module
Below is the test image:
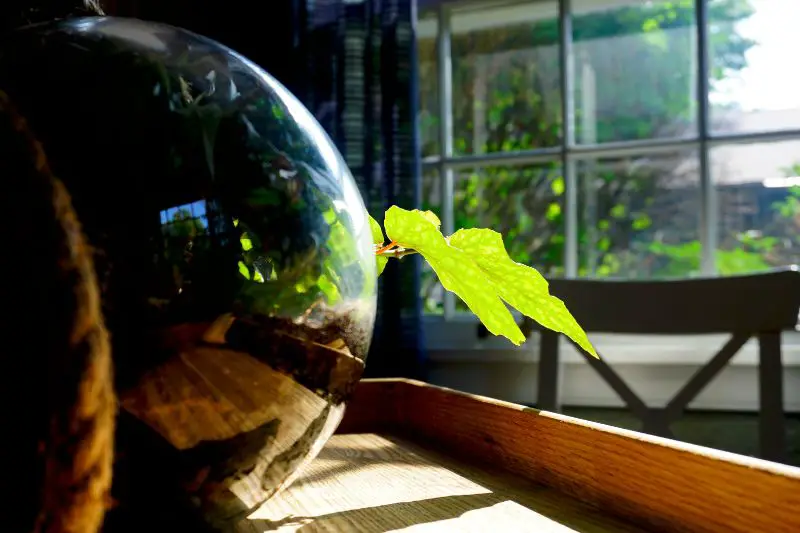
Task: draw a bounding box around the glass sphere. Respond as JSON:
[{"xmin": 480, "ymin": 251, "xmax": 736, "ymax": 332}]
[{"xmin": 0, "ymin": 17, "xmax": 376, "ymax": 530}]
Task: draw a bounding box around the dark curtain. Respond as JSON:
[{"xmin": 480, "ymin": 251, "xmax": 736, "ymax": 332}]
[
  {"xmin": 291, "ymin": 0, "xmax": 425, "ymax": 378},
  {"xmin": 109, "ymin": 0, "xmax": 426, "ymax": 378}
]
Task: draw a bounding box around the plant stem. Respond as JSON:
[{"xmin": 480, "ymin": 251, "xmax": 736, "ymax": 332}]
[
  {"xmin": 376, "ymin": 247, "xmax": 418, "ymax": 259},
  {"xmin": 375, "ymin": 240, "xmax": 398, "ymax": 255}
]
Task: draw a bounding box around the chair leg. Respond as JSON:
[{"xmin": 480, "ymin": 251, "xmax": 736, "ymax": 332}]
[
  {"xmin": 537, "ymin": 330, "xmax": 560, "ymax": 411},
  {"xmin": 758, "ymin": 332, "xmax": 787, "ymax": 463}
]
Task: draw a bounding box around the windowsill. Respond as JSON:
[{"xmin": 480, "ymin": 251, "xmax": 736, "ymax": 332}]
[{"xmin": 422, "ymin": 314, "xmax": 800, "ymax": 366}]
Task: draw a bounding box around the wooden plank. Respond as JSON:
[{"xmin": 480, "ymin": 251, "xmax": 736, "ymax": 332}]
[
  {"xmin": 250, "ymin": 433, "xmax": 641, "ymax": 532},
  {"xmin": 338, "ymin": 379, "xmax": 800, "ymax": 533}
]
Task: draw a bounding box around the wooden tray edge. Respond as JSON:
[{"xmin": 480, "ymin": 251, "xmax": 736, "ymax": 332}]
[{"xmin": 339, "ymin": 378, "xmax": 800, "ymax": 533}]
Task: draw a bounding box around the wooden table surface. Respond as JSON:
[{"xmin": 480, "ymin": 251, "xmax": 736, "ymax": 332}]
[{"xmin": 248, "ymin": 433, "xmax": 642, "ymax": 532}]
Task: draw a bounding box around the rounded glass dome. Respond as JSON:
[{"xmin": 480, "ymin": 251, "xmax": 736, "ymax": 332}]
[{"xmin": 0, "ymin": 16, "xmax": 376, "ymax": 529}]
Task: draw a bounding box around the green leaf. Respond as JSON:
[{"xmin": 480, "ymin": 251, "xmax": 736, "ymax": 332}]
[
  {"xmin": 238, "ymin": 261, "xmax": 250, "ymax": 280},
  {"xmin": 632, "ymin": 214, "xmax": 652, "ymax": 231},
  {"xmin": 240, "ymin": 235, "xmax": 253, "ymax": 251},
  {"xmin": 385, "ymin": 206, "xmax": 525, "ymax": 345},
  {"xmin": 418, "ymin": 210, "xmax": 441, "ymax": 229},
  {"xmin": 546, "ymin": 203, "xmax": 561, "ymax": 220},
  {"xmin": 369, "ymin": 214, "xmax": 384, "ymax": 245},
  {"xmin": 551, "ymin": 177, "xmax": 565, "ymax": 196},
  {"xmin": 318, "ymin": 273, "xmax": 341, "ymax": 302},
  {"xmin": 376, "ymin": 256, "xmax": 388, "ymax": 276},
  {"xmin": 449, "ymin": 228, "xmax": 597, "ymax": 358}
]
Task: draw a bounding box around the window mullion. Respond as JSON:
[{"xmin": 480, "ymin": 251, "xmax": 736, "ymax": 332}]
[
  {"xmin": 437, "ymin": 3, "xmax": 456, "ymax": 318},
  {"xmin": 696, "ymin": 0, "xmax": 716, "ymax": 275},
  {"xmin": 560, "ymin": 0, "xmax": 578, "ymax": 278}
]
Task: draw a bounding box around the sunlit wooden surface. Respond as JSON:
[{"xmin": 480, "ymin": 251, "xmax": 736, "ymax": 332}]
[
  {"xmin": 249, "ymin": 433, "xmax": 640, "ymax": 532},
  {"xmin": 331, "ymin": 379, "xmax": 800, "ymax": 533}
]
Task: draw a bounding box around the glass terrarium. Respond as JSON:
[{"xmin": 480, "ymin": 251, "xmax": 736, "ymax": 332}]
[{"xmin": 0, "ymin": 17, "xmax": 376, "ymax": 531}]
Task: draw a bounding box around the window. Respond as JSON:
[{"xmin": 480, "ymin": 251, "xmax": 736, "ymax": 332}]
[
  {"xmin": 578, "ymin": 151, "xmax": 701, "ymax": 278},
  {"xmin": 709, "ymin": 0, "xmax": 800, "ymax": 134},
  {"xmin": 573, "ymin": 0, "xmax": 697, "ymax": 143},
  {"xmin": 712, "ymin": 140, "xmax": 800, "ymax": 273},
  {"xmin": 160, "ymin": 200, "xmax": 210, "ymax": 292},
  {"xmin": 450, "ymin": 1, "xmax": 562, "ymax": 154},
  {"xmin": 419, "ymin": 0, "xmax": 800, "ymax": 317},
  {"xmin": 160, "ymin": 200, "xmax": 209, "ymax": 230}
]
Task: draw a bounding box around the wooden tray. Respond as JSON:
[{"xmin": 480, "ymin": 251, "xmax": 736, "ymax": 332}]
[{"xmin": 253, "ymin": 379, "xmax": 800, "ymax": 532}]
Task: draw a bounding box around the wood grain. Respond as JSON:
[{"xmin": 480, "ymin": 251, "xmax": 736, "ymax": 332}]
[
  {"xmin": 337, "ymin": 379, "xmax": 800, "ymax": 533},
  {"xmin": 116, "ymin": 346, "xmax": 338, "ymax": 520},
  {"xmin": 120, "ymin": 346, "xmax": 326, "ymax": 450},
  {"xmin": 250, "ymin": 433, "xmax": 642, "ymax": 532}
]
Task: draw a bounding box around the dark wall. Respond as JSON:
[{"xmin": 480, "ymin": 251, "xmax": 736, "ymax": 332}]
[{"xmin": 107, "ymin": 0, "xmax": 306, "ymax": 94}]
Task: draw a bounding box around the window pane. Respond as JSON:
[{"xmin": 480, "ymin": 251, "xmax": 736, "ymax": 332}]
[
  {"xmin": 712, "ymin": 140, "xmax": 800, "ymax": 274},
  {"xmin": 418, "ymin": 14, "xmax": 439, "ymax": 157},
  {"xmin": 453, "ymin": 162, "xmax": 565, "ymax": 311},
  {"xmin": 710, "ymin": 0, "xmax": 800, "ymax": 134},
  {"xmin": 578, "ymin": 151, "xmax": 701, "ymax": 278},
  {"xmin": 451, "ymin": 1, "xmax": 562, "ymax": 155},
  {"xmin": 572, "ymin": 0, "xmax": 697, "ymax": 144}
]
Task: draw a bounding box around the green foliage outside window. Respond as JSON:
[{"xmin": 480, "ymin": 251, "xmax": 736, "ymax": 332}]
[{"xmin": 418, "ymin": 0, "xmax": 799, "ymax": 313}]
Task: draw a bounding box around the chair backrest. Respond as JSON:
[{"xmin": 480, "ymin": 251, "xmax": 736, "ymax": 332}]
[{"xmin": 532, "ymin": 267, "xmax": 800, "ymax": 335}]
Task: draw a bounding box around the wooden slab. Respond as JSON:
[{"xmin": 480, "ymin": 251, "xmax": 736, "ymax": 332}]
[{"xmin": 332, "ymin": 379, "xmax": 800, "ymax": 533}]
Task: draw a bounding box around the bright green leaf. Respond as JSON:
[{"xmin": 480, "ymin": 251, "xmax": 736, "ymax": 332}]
[
  {"xmin": 546, "ymin": 203, "xmax": 561, "ymax": 220},
  {"xmin": 318, "ymin": 274, "xmax": 341, "ymax": 302},
  {"xmin": 448, "ymin": 228, "xmax": 598, "ymax": 358},
  {"xmin": 418, "ymin": 210, "xmax": 441, "ymax": 229},
  {"xmin": 240, "ymin": 235, "xmax": 253, "ymax": 251},
  {"xmin": 369, "ymin": 214, "xmax": 384, "ymax": 245},
  {"xmin": 238, "ymin": 261, "xmax": 250, "ymax": 280},
  {"xmin": 323, "ymin": 209, "xmax": 337, "ymax": 224},
  {"xmin": 376, "ymin": 256, "xmax": 388, "ymax": 276},
  {"xmin": 384, "ymin": 206, "xmax": 525, "ymax": 344},
  {"xmin": 642, "ymin": 18, "xmax": 660, "ymax": 32},
  {"xmin": 551, "ymin": 177, "xmax": 565, "ymax": 196}
]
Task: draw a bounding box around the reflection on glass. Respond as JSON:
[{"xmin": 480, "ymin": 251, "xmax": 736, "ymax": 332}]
[
  {"xmin": 578, "ymin": 152, "xmax": 700, "ymax": 278},
  {"xmin": 709, "ymin": 0, "xmax": 800, "ymax": 134},
  {"xmin": 452, "ymin": 162, "xmax": 564, "ymax": 312},
  {"xmin": 160, "ymin": 200, "xmax": 211, "ymax": 298},
  {"xmin": 449, "ymin": 1, "xmax": 561, "ymax": 155},
  {"xmin": 712, "ymin": 141, "xmax": 800, "ymax": 273},
  {"xmin": 572, "ymin": 0, "xmax": 697, "ymax": 143}
]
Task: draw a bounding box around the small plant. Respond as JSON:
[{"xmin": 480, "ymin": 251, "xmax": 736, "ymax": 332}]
[{"xmin": 369, "ymin": 206, "xmax": 598, "ymax": 358}]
